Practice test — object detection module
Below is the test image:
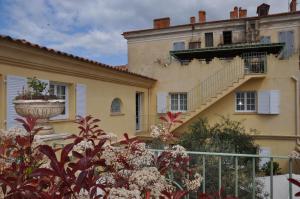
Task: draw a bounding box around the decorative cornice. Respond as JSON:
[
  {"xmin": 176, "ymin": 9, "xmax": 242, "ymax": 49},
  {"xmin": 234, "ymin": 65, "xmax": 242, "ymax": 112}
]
[
  {"xmin": 0, "ymin": 41, "xmax": 156, "ymax": 88},
  {"xmin": 124, "ymin": 12, "xmax": 300, "ymax": 41}
]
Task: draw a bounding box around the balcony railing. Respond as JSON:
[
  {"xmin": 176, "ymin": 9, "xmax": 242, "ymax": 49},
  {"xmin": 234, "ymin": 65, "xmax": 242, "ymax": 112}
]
[
  {"xmin": 151, "ymin": 149, "xmax": 300, "ymax": 199},
  {"xmin": 188, "ymin": 58, "xmax": 245, "ymax": 111},
  {"xmin": 243, "ymin": 52, "xmax": 267, "ymax": 74}
]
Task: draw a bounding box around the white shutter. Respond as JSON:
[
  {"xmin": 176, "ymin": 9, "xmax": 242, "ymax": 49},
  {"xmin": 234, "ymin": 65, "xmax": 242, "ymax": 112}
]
[
  {"xmin": 76, "ymin": 84, "xmax": 86, "ymax": 117},
  {"xmin": 270, "ymin": 90, "xmax": 280, "ymax": 114},
  {"xmin": 6, "ymin": 75, "xmax": 27, "ymax": 129},
  {"xmin": 157, "ymin": 92, "xmax": 168, "ymax": 113},
  {"xmin": 258, "ymin": 91, "xmax": 270, "ymax": 114},
  {"xmin": 258, "ymin": 90, "xmax": 280, "ymax": 115}
]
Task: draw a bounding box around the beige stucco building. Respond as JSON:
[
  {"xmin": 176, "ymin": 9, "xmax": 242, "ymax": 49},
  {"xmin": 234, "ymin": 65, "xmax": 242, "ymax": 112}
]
[
  {"xmin": 0, "ymin": 2, "xmax": 300, "ymax": 162},
  {"xmin": 0, "ymin": 35, "xmax": 156, "ymax": 144},
  {"xmin": 123, "ymin": 3, "xmax": 300, "ymax": 159}
]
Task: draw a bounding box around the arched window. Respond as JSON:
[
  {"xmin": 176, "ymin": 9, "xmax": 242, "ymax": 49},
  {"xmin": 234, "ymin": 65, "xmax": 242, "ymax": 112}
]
[{"xmin": 111, "ymin": 98, "xmax": 122, "ymax": 113}]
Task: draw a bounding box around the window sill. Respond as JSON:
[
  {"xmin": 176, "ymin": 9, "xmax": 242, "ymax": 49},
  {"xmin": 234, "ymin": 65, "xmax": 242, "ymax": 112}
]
[
  {"xmin": 110, "ymin": 113, "xmax": 125, "ymax": 116},
  {"xmin": 49, "ymin": 119, "xmax": 76, "ymax": 123},
  {"xmin": 135, "ymin": 129, "xmax": 145, "ymax": 134},
  {"xmin": 234, "ymin": 112, "xmax": 257, "ymax": 115},
  {"xmin": 170, "ymin": 110, "xmax": 187, "ymax": 113}
]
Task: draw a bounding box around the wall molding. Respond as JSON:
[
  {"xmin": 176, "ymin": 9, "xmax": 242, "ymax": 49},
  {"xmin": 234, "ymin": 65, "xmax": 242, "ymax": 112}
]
[{"xmin": 0, "ymin": 42, "xmax": 155, "ymax": 88}]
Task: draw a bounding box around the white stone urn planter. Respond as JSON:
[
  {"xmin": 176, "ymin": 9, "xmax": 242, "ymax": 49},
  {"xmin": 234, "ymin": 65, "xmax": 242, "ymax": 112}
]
[{"xmin": 13, "ymin": 99, "xmax": 65, "ymax": 135}]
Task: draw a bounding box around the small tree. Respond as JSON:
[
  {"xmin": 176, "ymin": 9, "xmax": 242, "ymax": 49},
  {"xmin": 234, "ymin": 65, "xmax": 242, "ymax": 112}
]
[
  {"xmin": 179, "ymin": 116, "xmax": 257, "ymax": 154},
  {"xmin": 178, "ymin": 117, "xmax": 267, "ymax": 198}
]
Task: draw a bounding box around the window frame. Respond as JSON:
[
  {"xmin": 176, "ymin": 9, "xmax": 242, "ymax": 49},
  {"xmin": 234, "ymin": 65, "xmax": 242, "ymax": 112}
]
[
  {"xmin": 173, "ymin": 41, "xmax": 185, "ymax": 51},
  {"xmin": 235, "ymin": 91, "xmax": 257, "ymax": 113},
  {"xmin": 223, "ymin": 31, "xmax": 232, "ymax": 45},
  {"xmin": 170, "ymin": 93, "xmax": 188, "ymax": 112},
  {"xmin": 136, "ymin": 92, "xmax": 144, "ymax": 132},
  {"xmin": 205, "ymin": 32, "xmax": 214, "ymax": 47},
  {"xmin": 188, "ymin": 41, "xmax": 201, "ymax": 49},
  {"xmin": 49, "ymin": 82, "xmax": 69, "ymax": 120},
  {"xmin": 111, "ymin": 98, "xmax": 122, "ymax": 114}
]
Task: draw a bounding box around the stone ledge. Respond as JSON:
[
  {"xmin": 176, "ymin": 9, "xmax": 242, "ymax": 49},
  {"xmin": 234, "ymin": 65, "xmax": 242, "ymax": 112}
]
[{"xmin": 35, "ymin": 133, "xmax": 70, "ymax": 142}]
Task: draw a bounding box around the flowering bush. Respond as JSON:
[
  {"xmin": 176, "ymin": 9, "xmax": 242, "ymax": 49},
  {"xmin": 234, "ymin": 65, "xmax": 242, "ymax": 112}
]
[{"xmin": 0, "ymin": 113, "xmax": 202, "ymax": 199}]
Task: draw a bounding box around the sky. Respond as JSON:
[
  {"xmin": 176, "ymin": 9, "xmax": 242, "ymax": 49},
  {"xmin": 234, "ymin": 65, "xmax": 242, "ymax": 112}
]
[{"xmin": 0, "ymin": 0, "xmax": 293, "ymax": 66}]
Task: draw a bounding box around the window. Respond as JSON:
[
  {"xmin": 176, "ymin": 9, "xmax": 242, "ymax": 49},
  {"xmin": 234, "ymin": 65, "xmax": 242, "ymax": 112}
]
[
  {"xmin": 136, "ymin": 93, "xmax": 143, "ymax": 131},
  {"xmin": 205, "ymin": 32, "xmax": 214, "ymax": 47},
  {"xmin": 223, "ymin": 31, "xmax": 232, "ymax": 45},
  {"xmin": 279, "ymin": 31, "xmax": 294, "ymax": 58},
  {"xmin": 235, "ymin": 91, "xmax": 256, "ymax": 112},
  {"xmin": 173, "ymin": 42, "xmax": 185, "ymax": 51},
  {"xmin": 170, "ymin": 93, "xmax": 187, "ymax": 112},
  {"xmin": 111, "ymin": 98, "xmax": 122, "ymax": 113},
  {"xmin": 260, "ymin": 36, "xmax": 271, "ymax": 44},
  {"xmin": 189, "ymin": 41, "xmax": 201, "ymax": 49},
  {"xmin": 49, "ymin": 82, "xmax": 68, "ymax": 119}
]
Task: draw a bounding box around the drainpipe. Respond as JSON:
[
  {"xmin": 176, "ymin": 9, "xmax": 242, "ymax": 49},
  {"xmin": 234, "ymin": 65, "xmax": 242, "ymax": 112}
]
[{"xmin": 291, "ymin": 76, "xmax": 300, "ymax": 151}]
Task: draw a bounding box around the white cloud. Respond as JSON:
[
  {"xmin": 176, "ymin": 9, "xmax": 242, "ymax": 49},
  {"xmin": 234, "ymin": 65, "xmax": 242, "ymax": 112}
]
[{"xmin": 0, "ymin": 0, "xmax": 291, "ymax": 65}]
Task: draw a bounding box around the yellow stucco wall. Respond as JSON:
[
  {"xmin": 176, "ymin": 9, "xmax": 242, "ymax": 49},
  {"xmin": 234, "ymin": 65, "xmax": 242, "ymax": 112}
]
[
  {"xmin": 125, "ymin": 14, "xmax": 300, "ymax": 157},
  {"xmin": 0, "ymin": 40, "xmax": 154, "ymax": 140}
]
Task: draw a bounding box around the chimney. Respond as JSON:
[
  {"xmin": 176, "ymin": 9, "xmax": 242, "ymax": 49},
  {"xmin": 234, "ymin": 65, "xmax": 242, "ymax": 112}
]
[
  {"xmin": 190, "ymin": 16, "xmax": 196, "ymax": 24},
  {"xmin": 230, "ymin": 6, "xmax": 239, "ymax": 19},
  {"xmin": 198, "ymin": 10, "xmax": 206, "ymax": 23},
  {"xmin": 153, "ymin": 17, "xmax": 170, "ymax": 29},
  {"xmin": 290, "ymin": 0, "xmax": 297, "ymax": 12},
  {"xmin": 239, "ymin": 7, "xmax": 247, "ymax": 18},
  {"xmin": 257, "ymin": 3, "xmax": 270, "ymax": 17}
]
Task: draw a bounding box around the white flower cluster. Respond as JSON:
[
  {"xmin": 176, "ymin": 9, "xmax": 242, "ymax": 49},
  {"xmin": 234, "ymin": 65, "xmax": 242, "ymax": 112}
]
[
  {"xmin": 108, "ymin": 187, "xmax": 141, "ymax": 199},
  {"xmin": 150, "ymin": 124, "xmax": 171, "ymax": 142},
  {"xmin": 184, "ymin": 173, "xmax": 203, "ymax": 191},
  {"xmin": 102, "ymin": 143, "xmax": 154, "ymax": 170},
  {"xmin": 128, "ymin": 143, "xmax": 154, "ymax": 169},
  {"xmin": 171, "ymin": 145, "xmax": 188, "ymax": 158},
  {"xmin": 129, "ymin": 167, "xmax": 173, "ymax": 198},
  {"xmin": 76, "ymin": 189, "xmax": 89, "ymax": 199},
  {"xmin": 150, "ymin": 125, "xmax": 165, "ymax": 138},
  {"xmin": 102, "ymin": 145, "xmax": 119, "ymax": 167},
  {"xmin": 99, "ymin": 132, "xmax": 118, "ymax": 142},
  {"xmin": 98, "ymin": 172, "xmax": 116, "ymax": 185},
  {"xmin": 0, "ymin": 127, "xmax": 28, "ymax": 139},
  {"xmin": 72, "ymin": 140, "xmax": 94, "ymax": 155},
  {"xmin": 102, "ymin": 143, "xmax": 173, "ymax": 198}
]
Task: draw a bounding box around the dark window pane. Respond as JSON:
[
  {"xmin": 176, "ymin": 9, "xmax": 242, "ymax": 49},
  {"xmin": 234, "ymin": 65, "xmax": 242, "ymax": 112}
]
[{"xmin": 205, "ymin": 32, "xmax": 214, "ymax": 47}]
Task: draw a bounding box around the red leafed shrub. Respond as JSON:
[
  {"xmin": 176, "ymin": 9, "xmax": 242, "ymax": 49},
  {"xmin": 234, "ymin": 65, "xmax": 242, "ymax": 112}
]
[
  {"xmin": 0, "ymin": 113, "xmax": 204, "ymax": 199},
  {"xmin": 288, "ymin": 178, "xmax": 300, "ymax": 197}
]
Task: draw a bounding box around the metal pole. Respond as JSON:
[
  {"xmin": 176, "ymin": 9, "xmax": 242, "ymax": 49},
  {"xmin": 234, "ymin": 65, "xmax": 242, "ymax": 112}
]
[
  {"xmin": 252, "ymin": 157, "xmax": 256, "ymax": 199},
  {"xmin": 270, "ymin": 157, "xmax": 274, "ymax": 199},
  {"xmin": 219, "ymin": 156, "xmax": 222, "ymax": 192},
  {"xmin": 203, "ymin": 156, "xmax": 206, "ymax": 193},
  {"xmin": 235, "ymin": 156, "xmax": 239, "ymax": 197},
  {"xmin": 289, "ymin": 158, "xmax": 293, "ymax": 199}
]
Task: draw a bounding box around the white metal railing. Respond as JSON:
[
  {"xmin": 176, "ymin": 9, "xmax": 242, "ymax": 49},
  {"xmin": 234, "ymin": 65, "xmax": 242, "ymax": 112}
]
[
  {"xmin": 187, "ymin": 54, "xmax": 268, "ymax": 112},
  {"xmin": 151, "ymin": 149, "xmax": 300, "ymax": 199},
  {"xmin": 188, "ymin": 58, "xmax": 245, "ymax": 111}
]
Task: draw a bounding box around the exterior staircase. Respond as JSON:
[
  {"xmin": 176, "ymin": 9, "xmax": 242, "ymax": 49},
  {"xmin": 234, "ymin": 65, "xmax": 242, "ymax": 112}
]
[{"xmin": 170, "ymin": 58, "xmax": 266, "ymax": 133}]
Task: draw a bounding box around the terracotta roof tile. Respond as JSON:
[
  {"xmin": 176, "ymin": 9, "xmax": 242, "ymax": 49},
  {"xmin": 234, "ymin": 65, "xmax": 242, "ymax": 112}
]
[
  {"xmin": 0, "ymin": 35, "xmax": 156, "ymax": 81},
  {"xmin": 114, "ymin": 65, "xmax": 128, "ymax": 71}
]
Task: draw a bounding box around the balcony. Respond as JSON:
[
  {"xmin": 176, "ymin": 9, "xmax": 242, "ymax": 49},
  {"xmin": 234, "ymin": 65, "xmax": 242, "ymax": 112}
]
[{"xmin": 170, "ymin": 42, "xmax": 285, "ymax": 63}]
